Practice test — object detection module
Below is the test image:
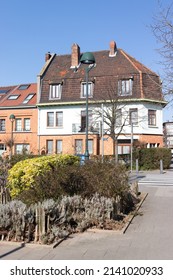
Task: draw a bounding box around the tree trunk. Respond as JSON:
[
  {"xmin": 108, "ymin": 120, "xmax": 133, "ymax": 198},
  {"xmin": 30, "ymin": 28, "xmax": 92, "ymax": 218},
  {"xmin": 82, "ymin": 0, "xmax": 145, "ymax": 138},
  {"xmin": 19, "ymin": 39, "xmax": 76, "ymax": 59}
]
[{"xmin": 112, "ymin": 138, "xmax": 118, "ymax": 163}]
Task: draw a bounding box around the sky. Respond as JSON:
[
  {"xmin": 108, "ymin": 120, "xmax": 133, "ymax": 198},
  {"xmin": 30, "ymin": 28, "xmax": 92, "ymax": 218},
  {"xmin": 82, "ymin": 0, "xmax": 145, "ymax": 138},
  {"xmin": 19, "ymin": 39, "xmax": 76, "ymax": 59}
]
[{"xmin": 0, "ymin": 0, "xmax": 172, "ymax": 121}]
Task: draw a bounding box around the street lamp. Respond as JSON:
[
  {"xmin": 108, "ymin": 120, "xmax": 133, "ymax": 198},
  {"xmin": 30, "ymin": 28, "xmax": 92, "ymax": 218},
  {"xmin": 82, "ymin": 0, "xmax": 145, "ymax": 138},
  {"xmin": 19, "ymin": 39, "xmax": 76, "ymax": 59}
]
[
  {"xmin": 80, "ymin": 52, "xmax": 96, "ymax": 161},
  {"xmin": 9, "ymin": 114, "xmax": 15, "ymax": 159}
]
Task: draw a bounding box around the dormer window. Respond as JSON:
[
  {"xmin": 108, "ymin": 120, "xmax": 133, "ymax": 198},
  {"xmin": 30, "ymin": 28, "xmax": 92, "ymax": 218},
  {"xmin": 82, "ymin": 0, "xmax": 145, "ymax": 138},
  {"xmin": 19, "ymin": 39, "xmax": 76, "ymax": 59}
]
[
  {"xmin": 118, "ymin": 78, "xmax": 133, "ymax": 96},
  {"xmin": 81, "ymin": 82, "xmax": 94, "ymax": 98},
  {"xmin": 49, "ymin": 84, "xmax": 62, "ymax": 100}
]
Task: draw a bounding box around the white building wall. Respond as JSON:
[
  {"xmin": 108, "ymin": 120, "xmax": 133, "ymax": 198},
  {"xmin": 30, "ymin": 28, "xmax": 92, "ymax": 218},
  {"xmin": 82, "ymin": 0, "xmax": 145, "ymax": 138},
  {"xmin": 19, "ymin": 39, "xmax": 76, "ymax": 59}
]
[{"xmin": 38, "ymin": 102, "xmax": 163, "ymax": 137}]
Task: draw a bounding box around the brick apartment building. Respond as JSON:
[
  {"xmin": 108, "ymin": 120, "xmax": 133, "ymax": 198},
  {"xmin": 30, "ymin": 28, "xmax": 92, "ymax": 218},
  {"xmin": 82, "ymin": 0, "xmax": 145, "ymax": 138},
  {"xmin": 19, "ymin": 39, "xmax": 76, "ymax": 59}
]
[{"xmin": 0, "ymin": 83, "xmax": 37, "ymax": 156}]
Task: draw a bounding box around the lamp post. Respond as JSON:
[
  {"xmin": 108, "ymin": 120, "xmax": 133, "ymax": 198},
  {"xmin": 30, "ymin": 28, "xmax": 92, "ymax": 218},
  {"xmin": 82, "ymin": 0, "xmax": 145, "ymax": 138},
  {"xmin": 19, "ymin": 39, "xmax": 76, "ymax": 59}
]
[
  {"xmin": 130, "ymin": 122, "xmax": 133, "ymax": 172},
  {"xmin": 9, "ymin": 114, "xmax": 15, "ymax": 159},
  {"xmin": 80, "ymin": 52, "xmax": 96, "ymax": 161}
]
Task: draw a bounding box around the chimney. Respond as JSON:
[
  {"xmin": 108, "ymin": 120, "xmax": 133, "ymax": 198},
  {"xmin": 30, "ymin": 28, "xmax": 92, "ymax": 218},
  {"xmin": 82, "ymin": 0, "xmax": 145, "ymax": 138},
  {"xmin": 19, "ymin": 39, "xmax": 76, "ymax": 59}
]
[
  {"xmin": 45, "ymin": 52, "xmax": 51, "ymax": 62},
  {"xmin": 109, "ymin": 41, "xmax": 117, "ymax": 57},
  {"xmin": 71, "ymin": 43, "xmax": 80, "ymax": 68}
]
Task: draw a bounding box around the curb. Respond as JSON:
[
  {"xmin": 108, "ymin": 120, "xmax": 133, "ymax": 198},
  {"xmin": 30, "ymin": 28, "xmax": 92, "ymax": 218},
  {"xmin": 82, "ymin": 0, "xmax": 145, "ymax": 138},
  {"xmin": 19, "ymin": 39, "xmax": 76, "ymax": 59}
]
[{"xmin": 87, "ymin": 192, "xmax": 148, "ymax": 235}]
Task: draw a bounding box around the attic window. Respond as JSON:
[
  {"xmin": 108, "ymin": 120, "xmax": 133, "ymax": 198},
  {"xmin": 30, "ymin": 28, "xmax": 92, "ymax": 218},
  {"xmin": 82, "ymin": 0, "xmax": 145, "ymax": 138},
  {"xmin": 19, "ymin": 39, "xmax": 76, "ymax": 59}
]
[
  {"xmin": 49, "ymin": 84, "xmax": 62, "ymax": 100},
  {"xmin": 18, "ymin": 84, "xmax": 30, "ymax": 90},
  {"xmin": 81, "ymin": 82, "xmax": 94, "ymax": 98},
  {"xmin": 118, "ymin": 79, "xmax": 133, "ymax": 96},
  {"xmin": 23, "ymin": 93, "xmax": 35, "ymax": 104},
  {"xmin": 8, "ymin": 95, "xmax": 20, "ymax": 100}
]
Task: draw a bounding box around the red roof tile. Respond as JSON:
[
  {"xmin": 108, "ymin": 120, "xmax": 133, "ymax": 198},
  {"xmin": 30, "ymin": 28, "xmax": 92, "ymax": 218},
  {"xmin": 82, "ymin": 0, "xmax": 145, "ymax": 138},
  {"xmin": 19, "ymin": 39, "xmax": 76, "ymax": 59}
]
[{"xmin": 0, "ymin": 83, "xmax": 37, "ymax": 107}]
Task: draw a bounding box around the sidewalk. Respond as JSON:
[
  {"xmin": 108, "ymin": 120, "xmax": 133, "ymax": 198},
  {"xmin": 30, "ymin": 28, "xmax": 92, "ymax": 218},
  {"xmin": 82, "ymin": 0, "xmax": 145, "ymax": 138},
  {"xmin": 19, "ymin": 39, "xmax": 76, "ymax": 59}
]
[{"xmin": 1, "ymin": 170, "xmax": 173, "ymax": 260}]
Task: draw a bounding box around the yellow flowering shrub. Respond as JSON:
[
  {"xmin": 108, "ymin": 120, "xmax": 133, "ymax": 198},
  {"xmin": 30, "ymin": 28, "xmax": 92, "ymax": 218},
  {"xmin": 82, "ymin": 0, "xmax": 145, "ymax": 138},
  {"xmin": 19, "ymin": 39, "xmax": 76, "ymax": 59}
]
[{"xmin": 7, "ymin": 155, "xmax": 79, "ymax": 198}]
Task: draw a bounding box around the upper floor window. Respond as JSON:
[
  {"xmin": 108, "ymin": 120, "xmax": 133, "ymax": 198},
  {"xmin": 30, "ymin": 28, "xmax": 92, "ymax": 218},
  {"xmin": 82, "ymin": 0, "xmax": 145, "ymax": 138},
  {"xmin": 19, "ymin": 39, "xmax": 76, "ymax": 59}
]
[
  {"xmin": 129, "ymin": 108, "xmax": 138, "ymax": 125},
  {"xmin": 116, "ymin": 109, "xmax": 122, "ymax": 126},
  {"xmin": 49, "ymin": 84, "xmax": 62, "ymax": 100},
  {"xmin": 80, "ymin": 110, "xmax": 92, "ymax": 132},
  {"xmin": 81, "ymin": 82, "xmax": 94, "ymax": 98},
  {"xmin": 56, "ymin": 112, "xmax": 63, "ymax": 127},
  {"xmin": 148, "ymin": 109, "xmax": 156, "ymax": 126},
  {"xmin": 0, "ymin": 119, "xmax": 5, "ymax": 131},
  {"xmin": 24, "ymin": 118, "xmax": 30, "ymax": 131},
  {"xmin": 118, "ymin": 79, "xmax": 133, "ymax": 96},
  {"xmin": 47, "ymin": 112, "xmax": 54, "ymax": 127},
  {"xmin": 47, "ymin": 111, "xmax": 63, "ymax": 127},
  {"xmin": 15, "ymin": 118, "xmax": 22, "ymax": 131}
]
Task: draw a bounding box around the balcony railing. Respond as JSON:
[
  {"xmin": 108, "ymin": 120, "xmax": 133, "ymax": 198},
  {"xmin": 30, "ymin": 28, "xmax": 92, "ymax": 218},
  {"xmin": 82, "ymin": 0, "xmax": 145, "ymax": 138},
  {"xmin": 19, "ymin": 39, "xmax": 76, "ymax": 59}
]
[{"xmin": 72, "ymin": 123, "xmax": 100, "ymax": 134}]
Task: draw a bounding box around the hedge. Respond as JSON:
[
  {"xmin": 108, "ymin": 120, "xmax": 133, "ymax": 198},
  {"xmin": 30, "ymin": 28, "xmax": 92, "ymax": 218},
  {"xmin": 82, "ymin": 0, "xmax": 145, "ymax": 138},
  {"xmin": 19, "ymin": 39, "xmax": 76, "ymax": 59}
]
[{"xmin": 134, "ymin": 148, "xmax": 172, "ymax": 170}]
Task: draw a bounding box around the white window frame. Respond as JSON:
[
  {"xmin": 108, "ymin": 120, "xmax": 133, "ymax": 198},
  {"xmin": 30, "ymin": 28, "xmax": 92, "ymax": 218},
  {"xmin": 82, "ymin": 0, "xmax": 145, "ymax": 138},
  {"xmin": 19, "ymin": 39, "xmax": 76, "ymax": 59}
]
[
  {"xmin": 56, "ymin": 112, "xmax": 63, "ymax": 127},
  {"xmin": 56, "ymin": 140, "xmax": 63, "ymax": 154},
  {"xmin": 47, "ymin": 112, "xmax": 54, "ymax": 127},
  {"xmin": 46, "ymin": 140, "xmax": 53, "ymax": 154},
  {"xmin": 23, "ymin": 94, "xmax": 34, "ymax": 104},
  {"xmin": 75, "ymin": 139, "xmax": 83, "ymax": 154},
  {"xmin": 15, "ymin": 118, "xmax": 22, "ymax": 131},
  {"xmin": 148, "ymin": 109, "xmax": 156, "ymax": 126},
  {"xmin": 24, "ymin": 118, "xmax": 30, "ymax": 131},
  {"xmin": 129, "ymin": 108, "xmax": 138, "ymax": 125},
  {"xmin": 81, "ymin": 82, "xmax": 93, "ymax": 98},
  {"xmin": 0, "ymin": 119, "xmax": 5, "ymax": 131},
  {"xmin": 49, "ymin": 84, "xmax": 62, "ymax": 100},
  {"xmin": 15, "ymin": 144, "xmax": 30, "ymax": 154},
  {"xmin": 118, "ymin": 79, "xmax": 133, "ymax": 96}
]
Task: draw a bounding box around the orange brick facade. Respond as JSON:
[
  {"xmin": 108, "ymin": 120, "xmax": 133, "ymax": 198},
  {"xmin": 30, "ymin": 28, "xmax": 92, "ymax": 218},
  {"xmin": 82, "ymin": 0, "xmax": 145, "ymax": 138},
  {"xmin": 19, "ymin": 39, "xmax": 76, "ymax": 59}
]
[{"xmin": 0, "ymin": 108, "xmax": 38, "ymax": 156}]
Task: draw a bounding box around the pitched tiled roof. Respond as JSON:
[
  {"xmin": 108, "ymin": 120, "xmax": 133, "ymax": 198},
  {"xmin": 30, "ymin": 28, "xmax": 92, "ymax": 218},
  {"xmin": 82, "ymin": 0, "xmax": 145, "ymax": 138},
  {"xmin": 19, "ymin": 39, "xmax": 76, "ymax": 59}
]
[
  {"xmin": 0, "ymin": 83, "xmax": 37, "ymax": 107},
  {"xmin": 39, "ymin": 43, "xmax": 164, "ymax": 104}
]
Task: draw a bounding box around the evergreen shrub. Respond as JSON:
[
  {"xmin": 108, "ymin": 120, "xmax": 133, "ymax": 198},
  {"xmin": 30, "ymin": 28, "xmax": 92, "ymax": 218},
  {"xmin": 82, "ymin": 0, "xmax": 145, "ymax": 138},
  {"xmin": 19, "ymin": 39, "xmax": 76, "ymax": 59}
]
[
  {"xmin": 134, "ymin": 147, "xmax": 172, "ymax": 170},
  {"xmin": 7, "ymin": 154, "xmax": 79, "ymax": 199}
]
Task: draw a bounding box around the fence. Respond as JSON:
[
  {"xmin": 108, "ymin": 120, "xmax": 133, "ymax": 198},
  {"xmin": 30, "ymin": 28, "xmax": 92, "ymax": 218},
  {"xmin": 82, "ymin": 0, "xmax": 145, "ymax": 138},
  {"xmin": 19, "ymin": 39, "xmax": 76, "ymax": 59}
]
[{"xmin": 0, "ymin": 176, "xmax": 11, "ymax": 204}]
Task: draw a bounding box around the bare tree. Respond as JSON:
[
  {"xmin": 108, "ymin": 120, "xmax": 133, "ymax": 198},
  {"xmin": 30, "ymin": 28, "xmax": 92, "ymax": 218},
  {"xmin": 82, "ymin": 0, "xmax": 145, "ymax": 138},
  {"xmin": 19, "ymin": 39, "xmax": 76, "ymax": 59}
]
[
  {"xmin": 151, "ymin": 1, "xmax": 173, "ymax": 101},
  {"xmin": 93, "ymin": 84, "xmax": 129, "ymax": 163}
]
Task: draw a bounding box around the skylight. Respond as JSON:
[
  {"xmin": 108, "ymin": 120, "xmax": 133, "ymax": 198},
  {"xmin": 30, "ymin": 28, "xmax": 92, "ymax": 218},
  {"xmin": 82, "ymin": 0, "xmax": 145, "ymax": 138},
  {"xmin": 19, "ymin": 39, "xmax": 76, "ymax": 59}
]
[
  {"xmin": 8, "ymin": 95, "xmax": 20, "ymax": 100},
  {"xmin": 23, "ymin": 93, "xmax": 35, "ymax": 104},
  {"xmin": 18, "ymin": 84, "xmax": 30, "ymax": 90},
  {"xmin": 0, "ymin": 89, "xmax": 9, "ymax": 94}
]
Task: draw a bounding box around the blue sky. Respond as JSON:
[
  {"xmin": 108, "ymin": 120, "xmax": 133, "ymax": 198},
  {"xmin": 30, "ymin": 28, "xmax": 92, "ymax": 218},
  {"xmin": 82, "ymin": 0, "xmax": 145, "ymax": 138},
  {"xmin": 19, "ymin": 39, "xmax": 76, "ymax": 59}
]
[{"xmin": 0, "ymin": 0, "xmax": 172, "ymax": 120}]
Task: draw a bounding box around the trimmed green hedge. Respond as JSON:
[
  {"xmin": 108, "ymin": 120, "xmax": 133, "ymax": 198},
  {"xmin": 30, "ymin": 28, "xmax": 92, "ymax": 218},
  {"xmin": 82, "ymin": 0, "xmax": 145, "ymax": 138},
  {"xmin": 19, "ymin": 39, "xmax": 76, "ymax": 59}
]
[
  {"xmin": 7, "ymin": 155, "xmax": 79, "ymax": 198},
  {"xmin": 134, "ymin": 148, "xmax": 172, "ymax": 170}
]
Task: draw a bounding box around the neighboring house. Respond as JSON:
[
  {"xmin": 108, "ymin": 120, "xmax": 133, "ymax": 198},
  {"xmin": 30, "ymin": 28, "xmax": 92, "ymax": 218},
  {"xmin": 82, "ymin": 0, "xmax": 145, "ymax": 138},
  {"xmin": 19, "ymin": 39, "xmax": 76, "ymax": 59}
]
[
  {"xmin": 0, "ymin": 83, "xmax": 37, "ymax": 157},
  {"xmin": 37, "ymin": 40, "xmax": 166, "ymax": 157},
  {"xmin": 163, "ymin": 121, "xmax": 173, "ymax": 150}
]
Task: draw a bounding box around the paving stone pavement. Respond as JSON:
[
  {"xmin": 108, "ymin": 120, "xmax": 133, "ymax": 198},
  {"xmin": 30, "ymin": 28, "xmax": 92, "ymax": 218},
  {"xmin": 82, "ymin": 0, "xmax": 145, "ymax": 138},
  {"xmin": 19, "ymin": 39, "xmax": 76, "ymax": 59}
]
[{"xmin": 1, "ymin": 170, "xmax": 173, "ymax": 260}]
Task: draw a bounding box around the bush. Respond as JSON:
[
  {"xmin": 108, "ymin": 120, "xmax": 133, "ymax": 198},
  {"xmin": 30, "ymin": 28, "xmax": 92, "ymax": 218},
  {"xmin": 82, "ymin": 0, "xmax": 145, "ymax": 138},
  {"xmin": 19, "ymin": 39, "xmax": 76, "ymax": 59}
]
[
  {"xmin": 7, "ymin": 154, "xmax": 79, "ymax": 199},
  {"xmin": 15, "ymin": 161, "xmax": 130, "ymax": 208},
  {"xmin": 134, "ymin": 147, "xmax": 172, "ymax": 170}
]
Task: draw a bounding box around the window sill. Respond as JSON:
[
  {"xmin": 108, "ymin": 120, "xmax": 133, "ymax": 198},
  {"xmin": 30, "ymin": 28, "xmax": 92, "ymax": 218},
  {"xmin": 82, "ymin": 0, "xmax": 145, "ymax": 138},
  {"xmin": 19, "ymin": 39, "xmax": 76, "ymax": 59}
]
[{"xmin": 148, "ymin": 125, "xmax": 158, "ymax": 128}]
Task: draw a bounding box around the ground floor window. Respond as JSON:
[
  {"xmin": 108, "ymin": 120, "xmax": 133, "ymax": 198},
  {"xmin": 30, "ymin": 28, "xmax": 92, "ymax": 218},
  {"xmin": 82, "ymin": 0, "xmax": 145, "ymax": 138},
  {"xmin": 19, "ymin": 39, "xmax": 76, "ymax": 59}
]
[
  {"xmin": 75, "ymin": 139, "xmax": 83, "ymax": 154},
  {"xmin": 0, "ymin": 144, "xmax": 7, "ymax": 156},
  {"xmin": 15, "ymin": 144, "xmax": 30, "ymax": 154},
  {"xmin": 88, "ymin": 139, "xmax": 93, "ymax": 155},
  {"xmin": 56, "ymin": 140, "xmax": 62, "ymax": 154},
  {"xmin": 118, "ymin": 145, "xmax": 130, "ymax": 155},
  {"xmin": 46, "ymin": 140, "xmax": 53, "ymax": 154}
]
